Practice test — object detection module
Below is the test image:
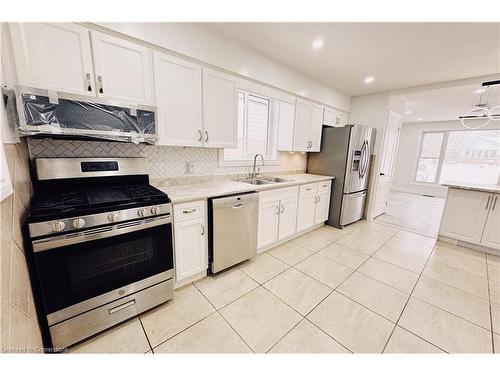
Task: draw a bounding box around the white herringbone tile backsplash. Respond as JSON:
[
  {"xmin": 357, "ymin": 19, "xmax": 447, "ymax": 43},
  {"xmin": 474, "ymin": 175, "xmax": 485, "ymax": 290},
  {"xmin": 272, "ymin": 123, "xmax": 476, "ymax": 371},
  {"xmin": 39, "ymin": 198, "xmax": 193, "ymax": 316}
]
[{"xmin": 28, "ymin": 138, "xmax": 307, "ymax": 180}]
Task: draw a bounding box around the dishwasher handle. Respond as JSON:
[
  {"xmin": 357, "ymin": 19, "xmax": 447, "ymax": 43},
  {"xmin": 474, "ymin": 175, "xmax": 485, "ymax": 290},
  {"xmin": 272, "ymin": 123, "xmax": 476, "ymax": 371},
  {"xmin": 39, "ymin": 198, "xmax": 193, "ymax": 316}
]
[{"xmin": 212, "ymin": 192, "xmax": 259, "ymax": 208}]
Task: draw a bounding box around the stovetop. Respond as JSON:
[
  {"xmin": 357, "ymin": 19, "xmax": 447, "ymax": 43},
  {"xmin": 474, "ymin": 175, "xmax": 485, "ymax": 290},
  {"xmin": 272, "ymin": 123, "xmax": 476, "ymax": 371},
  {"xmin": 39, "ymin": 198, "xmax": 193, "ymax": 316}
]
[{"xmin": 29, "ymin": 184, "xmax": 170, "ymax": 222}]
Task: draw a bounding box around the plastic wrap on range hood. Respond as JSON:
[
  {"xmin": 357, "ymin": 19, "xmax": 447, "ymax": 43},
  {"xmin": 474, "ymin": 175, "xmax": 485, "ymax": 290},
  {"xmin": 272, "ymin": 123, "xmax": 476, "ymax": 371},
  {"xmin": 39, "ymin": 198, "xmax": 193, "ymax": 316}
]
[{"xmin": 13, "ymin": 86, "xmax": 157, "ymax": 144}]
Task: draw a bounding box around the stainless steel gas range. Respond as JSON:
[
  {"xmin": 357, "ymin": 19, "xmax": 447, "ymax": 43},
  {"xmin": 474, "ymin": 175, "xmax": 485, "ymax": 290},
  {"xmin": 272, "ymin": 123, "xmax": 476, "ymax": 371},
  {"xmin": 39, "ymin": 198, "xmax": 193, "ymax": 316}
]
[{"xmin": 25, "ymin": 158, "xmax": 174, "ymax": 350}]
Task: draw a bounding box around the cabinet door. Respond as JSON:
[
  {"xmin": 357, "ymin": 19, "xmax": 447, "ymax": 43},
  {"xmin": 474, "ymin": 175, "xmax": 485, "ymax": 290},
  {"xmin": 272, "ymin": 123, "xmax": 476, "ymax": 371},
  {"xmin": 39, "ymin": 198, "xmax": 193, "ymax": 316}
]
[
  {"xmin": 91, "ymin": 31, "xmax": 154, "ymax": 105},
  {"xmin": 481, "ymin": 194, "xmax": 500, "ymax": 250},
  {"xmin": 296, "ymin": 194, "xmax": 317, "ymax": 232},
  {"xmin": 309, "ymin": 104, "xmax": 324, "ymax": 151},
  {"xmin": 276, "ymin": 100, "xmax": 296, "ymax": 151},
  {"xmin": 257, "ymin": 200, "xmax": 280, "ymax": 249},
  {"xmin": 324, "ymin": 107, "xmax": 348, "ymax": 127},
  {"xmin": 278, "ymin": 197, "xmax": 298, "ymax": 240},
  {"xmin": 9, "ymin": 23, "xmax": 95, "ymax": 96},
  {"xmin": 202, "ymin": 69, "xmax": 238, "ymax": 148},
  {"xmin": 153, "ymin": 51, "xmax": 203, "ymax": 147},
  {"xmin": 439, "ymin": 189, "xmax": 491, "ymax": 244},
  {"xmin": 293, "ymin": 99, "xmax": 312, "ymax": 151},
  {"xmin": 174, "ymin": 217, "xmax": 207, "ymax": 282},
  {"xmin": 315, "ymin": 190, "xmax": 331, "ymax": 225}
]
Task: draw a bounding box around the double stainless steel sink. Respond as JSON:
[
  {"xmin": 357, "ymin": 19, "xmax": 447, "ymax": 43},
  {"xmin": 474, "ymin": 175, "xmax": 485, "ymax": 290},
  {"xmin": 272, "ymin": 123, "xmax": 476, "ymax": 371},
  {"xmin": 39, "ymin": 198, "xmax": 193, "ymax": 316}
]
[{"xmin": 237, "ymin": 176, "xmax": 292, "ymax": 185}]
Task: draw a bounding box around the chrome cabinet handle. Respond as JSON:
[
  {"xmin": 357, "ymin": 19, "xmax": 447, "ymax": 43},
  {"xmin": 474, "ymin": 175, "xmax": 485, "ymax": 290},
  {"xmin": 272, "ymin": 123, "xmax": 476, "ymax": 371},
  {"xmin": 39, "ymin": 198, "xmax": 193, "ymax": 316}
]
[
  {"xmin": 205, "ymin": 130, "xmax": 209, "ymax": 142},
  {"xmin": 198, "ymin": 129, "xmax": 203, "ymax": 142},
  {"xmin": 276, "ymin": 206, "xmax": 280, "ymax": 215},
  {"xmin": 109, "ymin": 299, "xmax": 135, "ymax": 315},
  {"xmin": 317, "ymin": 196, "xmax": 321, "ymax": 203},
  {"xmin": 201, "ymin": 224, "xmax": 205, "ymax": 236},
  {"xmin": 85, "ymin": 73, "xmax": 92, "ymax": 92},
  {"xmin": 492, "ymin": 195, "xmax": 498, "ymax": 211},
  {"xmin": 486, "ymin": 195, "xmax": 491, "ymax": 210},
  {"xmin": 306, "ymin": 187, "xmax": 312, "ymax": 191},
  {"xmin": 182, "ymin": 208, "xmax": 197, "ymax": 214},
  {"xmin": 280, "ymin": 204, "xmax": 284, "ymax": 213},
  {"xmin": 97, "ymin": 75, "xmax": 104, "ymax": 94},
  {"xmin": 335, "ymin": 117, "xmax": 340, "ymax": 124}
]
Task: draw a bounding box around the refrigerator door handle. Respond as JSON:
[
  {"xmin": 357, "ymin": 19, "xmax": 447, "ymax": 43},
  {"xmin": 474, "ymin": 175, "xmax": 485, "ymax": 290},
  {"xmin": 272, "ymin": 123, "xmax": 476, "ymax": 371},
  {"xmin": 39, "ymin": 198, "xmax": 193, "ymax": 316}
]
[{"xmin": 361, "ymin": 141, "xmax": 370, "ymax": 178}]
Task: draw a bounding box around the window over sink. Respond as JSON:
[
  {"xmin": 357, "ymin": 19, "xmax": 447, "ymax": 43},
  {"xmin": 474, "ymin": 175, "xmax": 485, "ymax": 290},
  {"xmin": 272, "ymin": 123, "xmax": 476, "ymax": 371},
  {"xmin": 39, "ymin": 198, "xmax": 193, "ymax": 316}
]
[{"xmin": 220, "ymin": 90, "xmax": 278, "ymax": 167}]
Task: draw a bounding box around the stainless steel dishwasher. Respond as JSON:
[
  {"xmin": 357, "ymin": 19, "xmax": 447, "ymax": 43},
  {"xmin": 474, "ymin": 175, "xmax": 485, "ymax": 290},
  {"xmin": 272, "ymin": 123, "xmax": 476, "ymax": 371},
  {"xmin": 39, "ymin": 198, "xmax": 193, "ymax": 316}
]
[{"xmin": 209, "ymin": 192, "xmax": 259, "ymax": 273}]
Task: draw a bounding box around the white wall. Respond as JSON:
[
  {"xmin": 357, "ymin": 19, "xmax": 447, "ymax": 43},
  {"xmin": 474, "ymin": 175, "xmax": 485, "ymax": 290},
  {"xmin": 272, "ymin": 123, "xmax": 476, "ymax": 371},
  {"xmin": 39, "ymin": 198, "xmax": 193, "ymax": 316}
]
[
  {"xmin": 93, "ymin": 22, "xmax": 351, "ymax": 112},
  {"xmin": 392, "ymin": 120, "xmax": 499, "ymax": 197}
]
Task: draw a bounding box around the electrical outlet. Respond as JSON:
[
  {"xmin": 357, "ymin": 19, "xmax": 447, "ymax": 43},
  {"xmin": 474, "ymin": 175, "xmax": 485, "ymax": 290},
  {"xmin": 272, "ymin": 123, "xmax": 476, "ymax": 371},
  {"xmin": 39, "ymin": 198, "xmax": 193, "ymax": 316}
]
[{"xmin": 185, "ymin": 162, "xmax": 194, "ymax": 174}]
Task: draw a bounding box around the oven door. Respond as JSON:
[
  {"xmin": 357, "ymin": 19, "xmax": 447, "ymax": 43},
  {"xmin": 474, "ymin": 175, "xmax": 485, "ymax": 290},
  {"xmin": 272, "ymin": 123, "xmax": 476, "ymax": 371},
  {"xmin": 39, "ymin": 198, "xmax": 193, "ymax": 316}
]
[{"xmin": 32, "ymin": 216, "xmax": 173, "ymax": 324}]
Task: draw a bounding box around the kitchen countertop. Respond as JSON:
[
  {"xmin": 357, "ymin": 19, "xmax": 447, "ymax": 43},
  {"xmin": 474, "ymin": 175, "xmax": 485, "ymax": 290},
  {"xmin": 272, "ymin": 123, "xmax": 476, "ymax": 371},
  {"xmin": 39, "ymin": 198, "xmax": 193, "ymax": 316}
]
[
  {"xmin": 156, "ymin": 173, "xmax": 335, "ymax": 203},
  {"xmin": 442, "ymin": 182, "xmax": 500, "ymax": 194}
]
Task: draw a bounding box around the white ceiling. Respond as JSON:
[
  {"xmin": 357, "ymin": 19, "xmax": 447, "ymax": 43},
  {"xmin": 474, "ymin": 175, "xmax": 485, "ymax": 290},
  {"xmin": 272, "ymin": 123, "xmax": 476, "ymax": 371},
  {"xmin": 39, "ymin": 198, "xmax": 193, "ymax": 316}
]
[
  {"xmin": 393, "ymin": 81, "xmax": 500, "ymax": 123},
  {"xmin": 199, "ymin": 23, "xmax": 500, "ymax": 96}
]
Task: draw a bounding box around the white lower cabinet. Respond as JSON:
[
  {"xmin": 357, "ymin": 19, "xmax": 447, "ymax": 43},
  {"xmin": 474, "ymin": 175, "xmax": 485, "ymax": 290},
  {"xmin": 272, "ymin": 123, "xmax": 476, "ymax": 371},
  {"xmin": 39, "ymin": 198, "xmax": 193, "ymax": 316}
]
[
  {"xmin": 297, "ymin": 181, "xmax": 332, "ymax": 232},
  {"xmin": 173, "ymin": 200, "xmax": 208, "ymax": 282},
  {"xmin": 315, "ymin": 190, "xmax": 331, "ymax": 224},
  {"xmin": 296, "ymin": 194, "xmax": 317, "ymax": 232},
  {"xmin": 439, "ymin": 188, "xmax": 500, "ymax": 250},
  {"xmin": 257, "ymin": 186, "xmax": 298, "ymax": 249}
]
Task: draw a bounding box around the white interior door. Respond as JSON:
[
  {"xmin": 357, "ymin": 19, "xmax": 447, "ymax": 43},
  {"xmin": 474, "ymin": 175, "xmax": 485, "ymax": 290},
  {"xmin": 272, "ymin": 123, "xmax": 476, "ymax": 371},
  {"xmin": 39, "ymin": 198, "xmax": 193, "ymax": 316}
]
[
  {"xmin": 9, "ymin": 23, "xmax": 95, "ymax": 96},
  {"xmin": 481, "ymin": 194, "xmax": 500, "ymax": 250},
  {"xmin": 373, "ymin": 111, "xmax": 402, "ymax": 218},
  {"xmin": 91, "ymin": 31, "xmax": 154, "ymax": 105},
  {"xmin": 153, "ymin": 51, "xmax": 203, "ymax": 147},
  {"xmin": 257, "ymin": 200, "xmax": 280, "ymax": 248},
  {"xmin": 278, "ymin": 197, "xmax": 298, "ymax": 240},
  {"xmin": 202, "ymin": 68, "xmax": 238, "ymax": 148}
]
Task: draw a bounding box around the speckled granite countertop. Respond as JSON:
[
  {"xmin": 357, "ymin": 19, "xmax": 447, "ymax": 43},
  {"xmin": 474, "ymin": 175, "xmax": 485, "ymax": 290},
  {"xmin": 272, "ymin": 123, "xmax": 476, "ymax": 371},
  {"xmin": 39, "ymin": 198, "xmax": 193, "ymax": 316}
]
[
  {"xmin": 442, "ymin": 182, "xmax": 500, "ymax": 194},
  {"xmin": 156, "ymin": 173, "xmax": 335, "ymax": 203}
]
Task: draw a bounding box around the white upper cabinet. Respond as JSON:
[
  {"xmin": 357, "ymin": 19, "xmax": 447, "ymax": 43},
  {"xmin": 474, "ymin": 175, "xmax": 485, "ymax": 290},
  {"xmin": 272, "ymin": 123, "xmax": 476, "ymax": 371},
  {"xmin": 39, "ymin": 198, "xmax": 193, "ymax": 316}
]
[
  {"xmin": 9, "ymin": 23, "xmax": 95, "ymax": 96},
  {"xmin": 323, "ymin": 107, "xmax": 349, "ymax": 127},
  {"xmin": 309, "ymin": 104, "xmax": 324, "ymax": 152},
  {"xmin": 276, "ymin": 100, "xmax": 296, "ymax": 152},
  {"xmin": 91, "ymin": 31, "xmax": 154, "ymax": 105},
  {"xmin": 153, "ymin": 52, "xmax": 203, "ymax": 147},
  {"xmin": 202, "ymin": 68, "xmax": 238, "ymax": 148}
]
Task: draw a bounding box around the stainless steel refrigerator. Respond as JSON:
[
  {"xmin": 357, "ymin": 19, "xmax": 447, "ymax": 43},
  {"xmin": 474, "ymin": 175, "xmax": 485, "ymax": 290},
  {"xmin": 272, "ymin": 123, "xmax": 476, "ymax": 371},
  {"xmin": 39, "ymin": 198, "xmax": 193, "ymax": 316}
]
[{"xmin": 307, "ymin": 124, "xmax": 376, "ymax": 228}]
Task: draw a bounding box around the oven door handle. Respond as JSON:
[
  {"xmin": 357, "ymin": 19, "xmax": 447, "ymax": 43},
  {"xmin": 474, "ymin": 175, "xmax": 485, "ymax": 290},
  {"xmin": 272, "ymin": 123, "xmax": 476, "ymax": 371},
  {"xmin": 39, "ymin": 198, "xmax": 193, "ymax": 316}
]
[{"xmin": 32, "ymin": 216, "xmax": 171, "ymax": 253}]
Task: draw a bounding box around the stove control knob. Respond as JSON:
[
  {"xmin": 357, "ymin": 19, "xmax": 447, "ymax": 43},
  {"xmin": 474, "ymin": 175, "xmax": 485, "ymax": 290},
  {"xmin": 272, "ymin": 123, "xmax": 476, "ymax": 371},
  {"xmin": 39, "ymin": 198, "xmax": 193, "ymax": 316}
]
[
  {"xmin": 108, "ymin": 212, "xmax": 120, "ymax": 222},
  {"xmin": 150, "ymin": 206, "xmax": 161, "ymax": 215},
  {"xmin": 72, "ymin": 218, "xmax": 86, "ymax": 229},
  {"xmin": 137, "ymin": 208, "xmax": 147, "ymax": 217},
  {"xmin": 52, "ymin": 221, "xmax": 66, "ymax": 232}
]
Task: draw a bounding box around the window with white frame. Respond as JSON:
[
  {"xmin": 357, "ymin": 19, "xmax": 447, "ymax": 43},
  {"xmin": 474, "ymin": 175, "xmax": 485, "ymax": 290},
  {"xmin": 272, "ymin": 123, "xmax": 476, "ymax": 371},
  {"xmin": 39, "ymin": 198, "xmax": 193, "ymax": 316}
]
[
  {"xmin": 222, "ymin": 91, "xmax": 277, "ymax": 164},
  {"xmin": 415, "ymin": 132, "xmax": 445, "ymax": 183}
]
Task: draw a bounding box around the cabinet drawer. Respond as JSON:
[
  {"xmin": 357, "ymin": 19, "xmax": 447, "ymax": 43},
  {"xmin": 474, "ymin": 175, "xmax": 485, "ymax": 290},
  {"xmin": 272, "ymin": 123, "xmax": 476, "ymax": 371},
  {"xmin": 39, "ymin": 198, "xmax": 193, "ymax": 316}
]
[
  {"xmin": 174, "ymin": 200, "xmax": 206, "ymax": 223},
  {"xmin": 299, "ymin": 183, "xmax": 318, "ymax": 196},
  {"xmin": 317, "ymin": 180, "xmax": 332, "ymax": 193},
  {"xmin": 259, "ymin": 186, "xmax": 298, "ymax": 204}
]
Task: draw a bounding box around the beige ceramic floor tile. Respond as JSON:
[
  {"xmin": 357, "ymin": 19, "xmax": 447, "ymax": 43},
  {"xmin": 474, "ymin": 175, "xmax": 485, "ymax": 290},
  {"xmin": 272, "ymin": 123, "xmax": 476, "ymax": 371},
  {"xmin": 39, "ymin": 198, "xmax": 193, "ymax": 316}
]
[
  {"xmin": 140, "ymin": 284, "xmax": 215, "ymax": 347},
  {"xmin": 399, "ymin": 297, "xmax": 492, "ymax": 353},
  {"xmin": 358, "ymin": 257, "xmax": 419, "ymax": 293},
  {"xmin": 239, "ymin": 253, "xmax": 289, "ymax": 284},
  {"xmin": 337, "ymin": 272, "xmax": 409, "ymax": 322},
  {"xmin": 264, "ymin": 268, "xmax": 332, "ymax": 315},
  {"xmin": 429, "ymin": 242, "xmax": 487, "ymax": 277},
  {"xmin": 310, "ymin": 225, "xmax": 351, "ymax": 242},
  {"xmin": 318, "ymin": 243, "xmax": 370, "ymax": 269},
  {"xmin": 492, "ymin": 302, "xmax": 500, "ymax": 334},
  {"xmin": 269, "ymin": 319, "xmax": 349, "ymax": 353},
  {"xmin": 336, "ymin": 233, "xmax": 387, "ymax": 255},
  {"xmin": 69, "ymin": 318, "xmax": 150, "ymax": 353},
  {"xmin": 422, "ymin": 261, "xmax": 489, "ymax": 299},
  {"xmin": 490, "ymin": 281, "xmax": 500, "ymax": 304},
  {"xmin": 374, "ymin": 246, "xmax": 427, "ymax": 273},
  {"xmin": 308, "ymin": 291, "xmax": 394, "ymax": 353},
  {"xmin": 268, "ymin": 242, "xmax": 315, "ymax": 266},
  {"xmin": 351, "ymin": 220, "xmax": 399, "ymax": 235},
  {"xmin": 487, "ymin": 254, "xmax": 500, "ymax": 283},
  {"xmin": 291, "ymin": 232, "xmax": 332, "ymax": 252},
  {"xmin": 413, "ymin": 277, "xmax": 491, "ymax": 329},
  {"xmin": 385, "ymin": 237, "xmax": 434, "ymax": 259},
  {"xmin": 153, "ymin": 313, "xmax": 251, "ymax": 353},
  {"xmin": 349, "ymin": 228, "xmax": 393, "ymax": 243},
  {"xmin": 383, "ymin": 326, "xmax": 444, "ymax": 353},
  {"xmin": 295, "ymin": 253, "xmax": 353, "ymax": 288},
  {"xmin": 195, "ymin": 268, "xmax": 258, "ymax": 309},
  {"xmin": 220, "ymin": 287, "xmax": 301, "ymax": 353},
  {"xmin": 393, "ymin": 230, "xmax": 437, "ymax": 247},
  {"xmin": 495, "ymin": 334, "xmax": 500, "ymax": 353}
]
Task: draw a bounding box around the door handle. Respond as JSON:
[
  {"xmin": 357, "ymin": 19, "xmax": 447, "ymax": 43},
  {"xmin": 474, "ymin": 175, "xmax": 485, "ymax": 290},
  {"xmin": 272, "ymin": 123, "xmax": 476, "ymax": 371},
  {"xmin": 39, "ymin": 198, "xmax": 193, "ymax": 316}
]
[
  {"xmin": 205, "ymin": 130, "xmax": 209, "ymax": 142},
  {"xmin": 201, "ymin": 224, "xmax": 205, "ymax": 235},
  {"xmin": 198, "ymin": 129, "xmax": 203, "ymax": 142},
  {"xmin": 108, "ymin": 299, "xmax": 135, "ymax": 315},
  {"xmin": 486, "ymin": 195, "xmax": 491, "ymax": 210},
  {"xmin": 491, "ymin": 195, "xmax": 497, "ymax": 211},
  {"xmin": 280, "ymin": 204, "xmax": 284, "ymax": 213}
]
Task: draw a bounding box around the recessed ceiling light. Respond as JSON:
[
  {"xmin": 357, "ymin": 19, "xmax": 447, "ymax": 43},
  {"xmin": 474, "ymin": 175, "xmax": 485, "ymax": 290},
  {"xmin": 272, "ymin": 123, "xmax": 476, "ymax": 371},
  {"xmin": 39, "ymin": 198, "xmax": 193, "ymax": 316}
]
[
  {"xmin": 404, "ymin": 110, "xmax": 412, "ymax": 114},
  {"xmin": 364, "ymin": 76, "xmax": 375, "ymax": 84},
  {"xmin": 311, "ymin": 38, "xmax": 324, "ymax": 50},
  {"xmin": 474, "ymin": 88, "xmax": 486, "ymax": 94}
]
